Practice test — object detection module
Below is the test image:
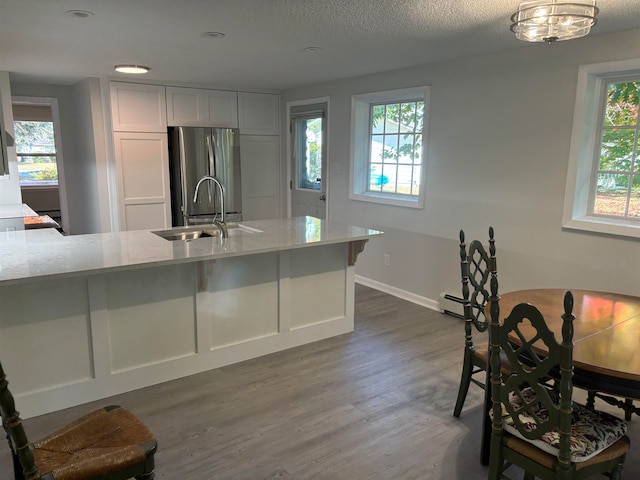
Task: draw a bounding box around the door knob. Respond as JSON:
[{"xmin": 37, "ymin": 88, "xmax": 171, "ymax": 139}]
[{"xmin": 319, "ymin": 194, "xmax": 326, "ymax": 201}]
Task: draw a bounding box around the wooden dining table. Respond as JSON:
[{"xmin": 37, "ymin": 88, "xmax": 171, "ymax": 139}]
[{"xmin": 480, "ymin": 288, "xmax": 640, "ymax": 464}]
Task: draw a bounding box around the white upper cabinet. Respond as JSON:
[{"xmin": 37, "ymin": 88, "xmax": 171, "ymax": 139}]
[
  {"xmin": 110, "ymin": 82, "xmax": 167, "ymax": 132},
  {"xmin": 238, "ymin": 92, "xmax": 279, "ymax": 135},
  {"xmin": 166, "ymin": 87, "xmax": 238, "ymax": 128}
]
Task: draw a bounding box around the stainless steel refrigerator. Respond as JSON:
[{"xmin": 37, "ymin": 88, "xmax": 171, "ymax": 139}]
[{"xmin": 168, "ymin": 126, "xmax": 242, "ymax": 226}]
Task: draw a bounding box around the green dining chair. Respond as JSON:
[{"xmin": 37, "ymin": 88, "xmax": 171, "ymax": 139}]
[
  {"xmin": 487, "ymin": 286, "xmax": 631, "ymax": 480},
  {"xmin": 0, "ymin": 360, "xmax": 157, "ymax": 480},
  {"xmin": 453, "ymin": 227, "xmax": 500, "ymax": 417}
]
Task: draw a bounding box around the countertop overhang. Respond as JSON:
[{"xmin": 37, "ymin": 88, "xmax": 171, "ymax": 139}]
[{"xmin": 0, "ymin": 217, "xmax": 382, "ymax": 286}]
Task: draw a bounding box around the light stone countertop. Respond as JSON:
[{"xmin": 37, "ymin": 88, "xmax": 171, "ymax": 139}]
[
  {"xmin": 0, "ymin": 203, "xmax": 38, "ymax": 219},
  {"xmin": 0, "ymin": 217, "xmax": 382, "ymax": 286}
]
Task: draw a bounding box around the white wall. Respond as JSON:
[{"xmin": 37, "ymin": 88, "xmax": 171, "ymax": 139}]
[
  {"xmin": 0, "ymin": 71, "xmax": 22, "ymax": 205},
  {"xmin": 67, "ymin": 78, "xmax": 111, "ymax": 234},
  {"xmin": 10, "ymin": 79, "xmax": 108, "ymax": 234},
  {"xmin": 281, "ymin": 28, "xmax": 640, "ymax": 303}
]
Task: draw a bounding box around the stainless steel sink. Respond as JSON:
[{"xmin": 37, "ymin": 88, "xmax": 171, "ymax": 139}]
[
  {"xmin": 152, "ymin": 223, "xmax": 261, "ymax": 241},
  {"xmin": 155, "ymin": 230, "xmax": 215, "ymax": 241},
  {"xmin": 152, "ymin": 226, "xmax": 222, "ymax": 241}
]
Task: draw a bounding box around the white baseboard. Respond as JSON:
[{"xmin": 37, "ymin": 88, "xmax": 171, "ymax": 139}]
[{"xmin": 355, "ymin": 275, "xmax": 441, "ymax": 312}]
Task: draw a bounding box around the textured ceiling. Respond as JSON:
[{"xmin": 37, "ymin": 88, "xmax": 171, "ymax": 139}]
[{"xmin": 1, "ymin": 0, "xmax": 639, "ymax": 90}]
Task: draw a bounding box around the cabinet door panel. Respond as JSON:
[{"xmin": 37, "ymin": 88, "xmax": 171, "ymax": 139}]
[
  {"xmin": 113, "ymin": 132, "xmax": 171, "ymax": 230},
  {"xmin": 166, "ymin": 89, "xmax": 202, "ymax": 125},
  {"xmin": 240, "ymin": 135, "xmax": 279, "ymax": 220},
  {"xmin": 206, "ymin": 90, "xmax": 238, "ymax": 128},
  {"xmin": 123, "ymin": 204, "xmax": 170, "ymax": 231},
  {"xmin": 166, "ymin": 86, "xmax": 238, "ymax": 127},
  {"xmin": 110, "ymin": 82, "xmax": 167, "ymax": 132},
  {"xmin": 238, "ymin": 92, "xmax": 279, "ymax": 135}
]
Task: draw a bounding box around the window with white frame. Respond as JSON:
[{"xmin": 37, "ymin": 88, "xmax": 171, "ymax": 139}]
[
  {"xmin": 350, "ymin": 86, "xmax": 429, "ymax": 208},
  {"xmin": 563, "ymin": 60, "xmax": 640, "ymax": 239},
  {"xmin": 593, "ymin": 79, "xmax": 640, "ymax": 217},
  {"xmin": 12, "ymin": 103, "xmax": 58, "ymax": 187}
]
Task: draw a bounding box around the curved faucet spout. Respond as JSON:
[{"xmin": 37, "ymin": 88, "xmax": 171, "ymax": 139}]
[{"xmin": 193, "ymin": 175, "xmax": 226, "ymax": 235}]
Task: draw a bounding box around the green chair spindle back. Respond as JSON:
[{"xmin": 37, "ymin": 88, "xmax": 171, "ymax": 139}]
[
  {"xmin": 453, "ymin": 226, "xmax": 497, "ymax": 418},
  {"xmin": 490, "ymin": 291, "xmax": 574, "ymax": 451},
  {"xmin": 0, "ymin": 361, "xmax": 39, "ymax": 480},
  {"xmin": 460, "ymin": 227, "xmax": 496, "ymax": 338}
]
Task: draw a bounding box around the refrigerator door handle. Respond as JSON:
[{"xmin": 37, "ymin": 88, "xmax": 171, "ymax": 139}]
[
  {"xmin": 206, "ymin": 133, "xmax": 216, "ymax": 173},
  {"xmin": 202, "ymin": 135, "xmax": 213, "ymax": 207}
]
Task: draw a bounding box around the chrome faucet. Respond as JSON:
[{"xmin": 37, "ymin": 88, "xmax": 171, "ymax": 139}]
[{"xmin": 193, "ymin": 175, "xmax": 228, "ymax": 238}]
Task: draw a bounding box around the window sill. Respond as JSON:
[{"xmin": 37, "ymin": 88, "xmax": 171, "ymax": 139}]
[
  {"xmin": 562, "ymin": 216, "xmax": 640, "ymax": 240},
  {"xmin": 349, "ymin": 191, "xmax": 423, "ymax": 209},
  {"xmin": 19, "ymin": 183, "xmax": 59, "ymax": 189}
]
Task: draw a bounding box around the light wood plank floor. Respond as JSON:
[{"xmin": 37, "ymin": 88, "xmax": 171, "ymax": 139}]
[{"xmin": 2, "ymin": 284, "xmax": 639, "ymax": 479}]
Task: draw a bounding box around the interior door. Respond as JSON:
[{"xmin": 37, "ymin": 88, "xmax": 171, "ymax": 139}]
[{"xmin": 290, "ymin": 102, "xmax": 327, "ymax": 219}]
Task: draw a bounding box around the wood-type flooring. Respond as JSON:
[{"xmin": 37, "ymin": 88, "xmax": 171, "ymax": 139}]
[{"xmin": 1, "ymin": 284, "xmax": 639, "ymax": 479}]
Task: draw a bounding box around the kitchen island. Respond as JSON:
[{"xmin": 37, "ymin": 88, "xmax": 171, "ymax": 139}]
[{"xmin": 0, "ymin": 217, "xmax": 381, "ymax": 417}]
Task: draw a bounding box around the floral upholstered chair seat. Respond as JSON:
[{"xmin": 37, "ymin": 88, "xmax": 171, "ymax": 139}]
[{"xmin": 498, "ymin": 386, "xmax": 627, "ymax": 463}]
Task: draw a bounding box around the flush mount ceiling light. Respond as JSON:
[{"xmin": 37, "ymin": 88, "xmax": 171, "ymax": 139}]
[
  {"xmin": 510, "ymin": 0, "xmax": 598, "ymax": 44},
  {"xmin": 114, "ymin": 64, "xmax": 150, "ymax": 74}
]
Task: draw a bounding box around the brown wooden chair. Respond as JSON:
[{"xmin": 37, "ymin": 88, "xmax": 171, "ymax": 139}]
[
  {"xmin": 452, "ymin": 227, "xmax": 498, "ymax": 417},
  {"xmin": 487, "ymin": 286, "xmax": 630, "ymax": 480},
  {"xmin": 0, "ymin": 360, "xmax": 157, "ymax": 480}
]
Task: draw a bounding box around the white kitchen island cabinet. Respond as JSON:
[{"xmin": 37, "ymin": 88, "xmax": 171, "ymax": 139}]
[{"xmin": 0, "ymin": 217, "xmax": 381, "ymax": 418}]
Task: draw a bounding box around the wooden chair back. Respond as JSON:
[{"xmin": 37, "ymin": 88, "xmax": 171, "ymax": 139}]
[
  {"xmin": 0, "ymin": 360, "xmax": 39, "ymax": 480},
  {"xmin": 459, "ymin": 227, "xmax": 496, "ymax": 341},
  {"xmin": 489, "ymin": 283, "xmax": 576, "ymax": 469}
]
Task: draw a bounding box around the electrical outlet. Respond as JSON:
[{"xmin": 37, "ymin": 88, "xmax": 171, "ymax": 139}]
[{"xmin": 383, "ymin": 254, "xmax": 391, "ymax": 266}]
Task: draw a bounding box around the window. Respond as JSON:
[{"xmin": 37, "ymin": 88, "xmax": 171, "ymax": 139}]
[
  {"xmin": 350, "ymin": 86, "xmax": 429, "ymax": 208},
  {"xmin": 13, "ymin": 104, "xmax": 58, "ymax": 186},
  {"xmin": 593, "ymin": 80, "xmax": 640, "ymax": 218},
  {"xmin": 563, "ymin": 60, "xmax": 640, "ymax": 239},
  {"xmin": 291, "ymin": 103, "xmax": 327, "ymax": 191}
]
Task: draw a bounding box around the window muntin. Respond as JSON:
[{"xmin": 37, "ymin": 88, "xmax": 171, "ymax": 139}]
[
  {"xmin": 591, "ymin": 80, "xmax": 640, "ymax": 219},
  {"xmin": 368, "ymin": 100, "xmax": 424, "ymax": 197},
  {"xmin": 14, "ymin": 120, "xmax": 58, "ymax": 186},
  {"xmin": 350, "ymin": 86, "xmax": 429, "ymax": 209}
]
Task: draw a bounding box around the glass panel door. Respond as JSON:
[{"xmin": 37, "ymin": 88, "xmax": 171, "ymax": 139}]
[{"xmin": 290, "ymin": 102, "xmax": 328, "ymax": 218}]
